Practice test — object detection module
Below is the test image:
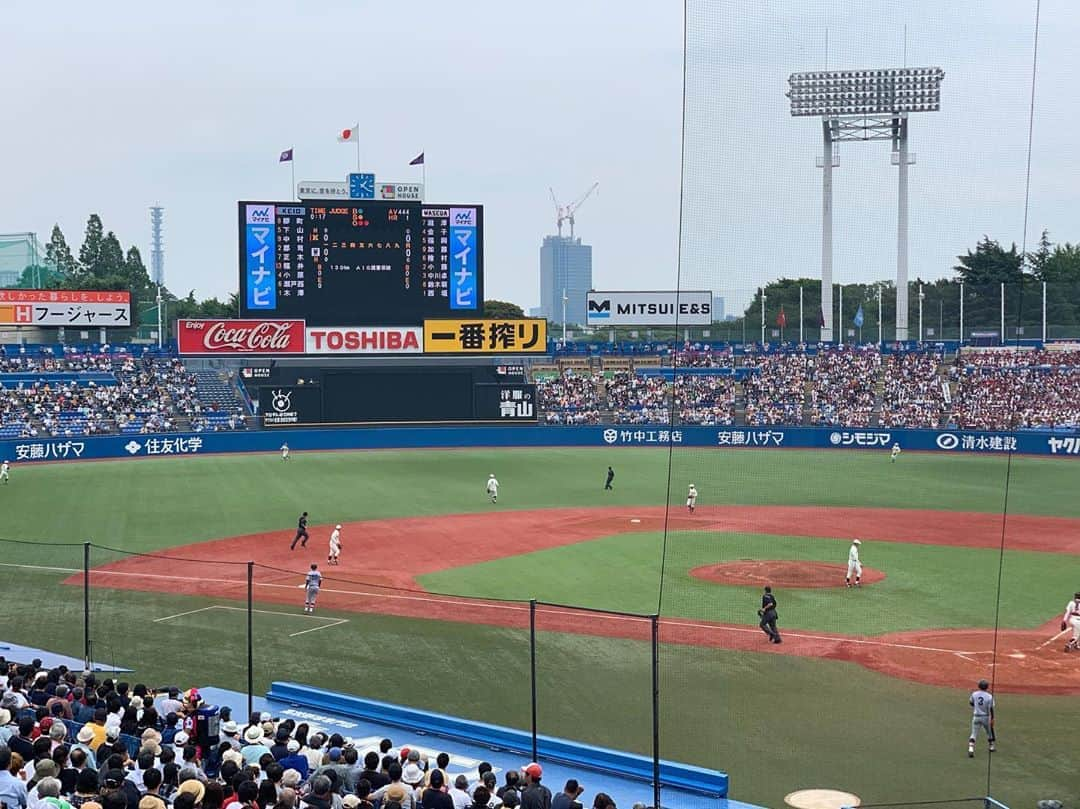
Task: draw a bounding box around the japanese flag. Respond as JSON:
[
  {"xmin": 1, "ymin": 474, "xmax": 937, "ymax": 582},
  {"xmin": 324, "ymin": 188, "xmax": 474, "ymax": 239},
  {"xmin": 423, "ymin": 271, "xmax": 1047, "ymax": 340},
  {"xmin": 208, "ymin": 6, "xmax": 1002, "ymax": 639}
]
[{"xmin": 337, "ymin": 124, "xmax": 359, "ymax": 143}]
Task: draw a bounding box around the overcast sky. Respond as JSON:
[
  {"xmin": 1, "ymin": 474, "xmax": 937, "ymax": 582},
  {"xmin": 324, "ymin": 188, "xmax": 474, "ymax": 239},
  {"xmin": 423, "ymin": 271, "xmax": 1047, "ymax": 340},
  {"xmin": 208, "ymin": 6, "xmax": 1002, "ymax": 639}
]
[{"xmin": 2, "ymin": 1, "xmax": 1073, "ymax": 316}]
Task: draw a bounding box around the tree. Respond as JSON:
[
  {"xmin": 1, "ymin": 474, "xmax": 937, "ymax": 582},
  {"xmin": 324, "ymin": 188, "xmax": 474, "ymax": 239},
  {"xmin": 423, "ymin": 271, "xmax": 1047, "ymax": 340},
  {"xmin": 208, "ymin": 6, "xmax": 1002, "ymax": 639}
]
[
  {"xmin": 44, "ymin": 224, "xmax": 78, "ymax": 278},
  {"xmin": 483, "ymin": 299, "xmax": 526, "ymax": 319},
  {"xmin": 97, "ymin": 231, "xmax": 126, "ymax": 280},
  {"xmin": 78, "ymin": 214, "xmax": 105, "ymax": 278},
  {"xmin": 1027, "ymin": 229, "xmax": 1053, "ymax": 278},
  {"xmin": 15, "ymin": 264, "xmax": 64, "ymax": 289},
  {"xmin": 124, "ymin": 246, "xmax": 152, "ymax": 299},
  {"xmin": 953, "ymin": 236, "xmax": 1026, "ymax": 286}
]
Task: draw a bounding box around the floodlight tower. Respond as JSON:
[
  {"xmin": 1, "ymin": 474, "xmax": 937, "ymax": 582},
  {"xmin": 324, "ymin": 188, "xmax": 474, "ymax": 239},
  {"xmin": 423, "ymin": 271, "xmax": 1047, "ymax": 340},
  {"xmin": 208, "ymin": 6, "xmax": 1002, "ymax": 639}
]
[{"xmin": 787, "ymin": 67, "xmax": 944, "ymax": 341}]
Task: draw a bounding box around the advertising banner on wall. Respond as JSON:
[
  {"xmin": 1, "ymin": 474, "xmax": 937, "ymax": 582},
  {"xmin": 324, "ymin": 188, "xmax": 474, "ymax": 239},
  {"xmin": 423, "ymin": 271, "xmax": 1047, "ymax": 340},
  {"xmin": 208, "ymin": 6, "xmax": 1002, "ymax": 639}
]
[
  {"xmin": 585, "ymin": 291, "xmax": 713, "ymax": 326},
  {"xmin": 0, "ymin": 290, "xmax": 131, "ymax": 326},
  {"xmin": 423, "ymin": 318, "xmax": 547, "ymax": 354},
  {"xmin": 473, "ymin": 384, "xmax": 538, "ymax": 421},
  {"xmin": 258, "ymin": 386, "xmax": 323, "ymax": 426},
  {"xmin": 305, "ymin": 326, "xmax": 423, "ymax": 354},
  {"xmin": 177, "ymin": 319, "xmax": 306, "ymax": 355}
]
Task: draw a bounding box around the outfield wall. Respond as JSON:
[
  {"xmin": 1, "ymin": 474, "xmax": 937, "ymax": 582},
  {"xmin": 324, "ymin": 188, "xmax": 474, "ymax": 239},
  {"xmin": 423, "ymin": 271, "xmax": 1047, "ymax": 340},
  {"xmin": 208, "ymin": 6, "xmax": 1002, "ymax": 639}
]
[{"xmin": 3, "ymin": 424, "xmax": 1079, "ymax": 463}]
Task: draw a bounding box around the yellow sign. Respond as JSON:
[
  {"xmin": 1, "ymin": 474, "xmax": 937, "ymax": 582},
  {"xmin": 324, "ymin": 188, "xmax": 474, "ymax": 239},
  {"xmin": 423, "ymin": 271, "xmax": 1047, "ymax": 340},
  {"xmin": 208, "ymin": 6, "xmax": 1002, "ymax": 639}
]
[{"xmin": 423, "ymin": 318, "xmax": 548, "ymax": 354}]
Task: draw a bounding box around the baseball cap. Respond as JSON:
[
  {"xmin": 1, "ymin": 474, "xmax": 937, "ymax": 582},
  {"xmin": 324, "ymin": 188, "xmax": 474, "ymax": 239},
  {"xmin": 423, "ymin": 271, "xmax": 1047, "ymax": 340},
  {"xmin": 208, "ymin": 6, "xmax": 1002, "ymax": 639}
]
[
  {"xmin": 398, "ymin": 747, "xmax": 411, "ymax": 761},
  {"xmin": 328, "ymin": 747, "xmax": 342, "ymax": 761},
  {"xmin": 343, "ymin": 797, "xmax": 362, "ymax": 809},
  {"xmin": 978, "ymin": 679, "xmax": 990, "ymax": 689},
  {"xmin": 406, "ymin": 749, "xmax": 421, "ymax": 762},
  {"xmin": 853, "ymin": 539, "xmax": 861, "ymax": 545},
  {"xmin": 259, "ymin": 712, "xmax": 272, "ymax": 722},
  {"xmin": 520, "ymin": 763, "xmax": 542, "ymax": 779},
  {"xmin": 174, "ymin": 731, "xmax": 189, "ymax": 746},
  {"xmin": 335, "ymin": 524, "xmax": 342, "ymax": 530}
]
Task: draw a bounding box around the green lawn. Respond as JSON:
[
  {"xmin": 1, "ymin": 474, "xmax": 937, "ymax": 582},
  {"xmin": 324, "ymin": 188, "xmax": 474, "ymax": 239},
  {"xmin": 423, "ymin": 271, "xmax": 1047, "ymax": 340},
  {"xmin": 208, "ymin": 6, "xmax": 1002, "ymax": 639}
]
[
  {"xmin": 419, "ymin": 529, "xmax": 1074, "ymax": 633},
  {"xmin": 1, "ymin": 447, "xmax": 1077, "ymax": 809}
]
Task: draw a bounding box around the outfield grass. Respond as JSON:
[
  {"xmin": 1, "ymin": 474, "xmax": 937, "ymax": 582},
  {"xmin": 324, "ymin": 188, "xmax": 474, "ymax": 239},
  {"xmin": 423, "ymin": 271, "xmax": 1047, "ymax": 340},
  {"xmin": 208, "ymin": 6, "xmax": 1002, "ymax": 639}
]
[
  {"xmin": 418, "ymin": 530, "xmax": 1074, "ymax": 633},
  {"xmin": 1, "ymin": 447, "xmax": 1077, "ymax": 808}
]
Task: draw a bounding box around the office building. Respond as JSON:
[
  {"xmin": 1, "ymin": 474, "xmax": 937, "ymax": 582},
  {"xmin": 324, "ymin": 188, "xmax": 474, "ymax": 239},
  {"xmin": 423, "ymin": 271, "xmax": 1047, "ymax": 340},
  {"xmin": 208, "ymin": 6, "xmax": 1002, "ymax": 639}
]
[{"xmin": 539, "ymin": 235, "xmax": 592, "ymax": 326}]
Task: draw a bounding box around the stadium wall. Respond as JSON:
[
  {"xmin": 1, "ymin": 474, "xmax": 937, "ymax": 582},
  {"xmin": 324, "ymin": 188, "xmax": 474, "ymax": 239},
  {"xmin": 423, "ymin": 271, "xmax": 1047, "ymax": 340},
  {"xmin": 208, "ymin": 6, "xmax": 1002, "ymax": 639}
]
[{"xmin": 2, "ymin": 424, "xmax": 1079, "ymax": 463}]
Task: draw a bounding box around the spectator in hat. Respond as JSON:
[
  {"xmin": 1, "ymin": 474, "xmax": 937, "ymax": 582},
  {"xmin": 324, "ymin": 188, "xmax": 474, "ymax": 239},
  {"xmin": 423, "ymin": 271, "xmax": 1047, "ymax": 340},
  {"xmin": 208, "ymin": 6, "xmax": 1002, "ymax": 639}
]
[
  {"xmin": 0, "ymin": 707, "xmax": 14, "ymax": 745},
  {"xmin": 220, "ymin": 723, "xmax": 241, "ymax": 752},
  {"xmin": 278, "ymin": 742, "xmax": 308, "ymax": 781},
  {"xmin": 518, "ymin": 765, "xmax": 549, "ymax": 809},
  {"xmin": 372, "ymin": 766, "xmax": 415, "ymax": 809},
  {"xmin": 400, "ymin": 752, "xmax": 425, "ymax": 794},
  {"xmin": 71, "ymin": 727, "xmax": 99, "ymax": 769},
  {"xmin": 449, "ymin": 776, "xmax": 471, "ymax": 809},
  {"xmin": 240, "ymin": 727, "xmax": 270, "ymax": 766}
]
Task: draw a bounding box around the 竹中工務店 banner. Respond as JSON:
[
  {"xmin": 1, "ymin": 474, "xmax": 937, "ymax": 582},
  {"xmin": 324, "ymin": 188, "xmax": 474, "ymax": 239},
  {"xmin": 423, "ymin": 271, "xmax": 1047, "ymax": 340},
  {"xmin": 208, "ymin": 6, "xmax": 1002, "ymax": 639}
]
[{"xmin": 0, "ymin": 290, "xmax": 131, "ymax": 327}]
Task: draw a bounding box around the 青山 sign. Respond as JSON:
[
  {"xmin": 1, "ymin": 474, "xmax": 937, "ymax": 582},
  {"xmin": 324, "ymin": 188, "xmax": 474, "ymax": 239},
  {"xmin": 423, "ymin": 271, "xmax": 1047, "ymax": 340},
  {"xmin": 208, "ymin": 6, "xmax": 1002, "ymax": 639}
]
[
  {"xmin": 423, "ymin": 319, "xmax": 547, "ymax": 354},
  {"xmin": 586, "ymin": 291, "xmax": 713, "ymax": 326},
  {"xmin": 0, "ymin": 289, "xmax": 131, "ymax": 327},
  {"xmin": 177, "ymin": 319, "xmax": 306, "ymax": 355}
]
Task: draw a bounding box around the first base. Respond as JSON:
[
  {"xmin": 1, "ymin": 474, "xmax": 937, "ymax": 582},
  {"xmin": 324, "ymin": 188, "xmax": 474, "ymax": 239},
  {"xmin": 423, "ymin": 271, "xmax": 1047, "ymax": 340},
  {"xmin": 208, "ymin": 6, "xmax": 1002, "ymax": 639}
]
[{"xmin": 630, "ymin": 518, "xmax": 642, "ymax": 524}]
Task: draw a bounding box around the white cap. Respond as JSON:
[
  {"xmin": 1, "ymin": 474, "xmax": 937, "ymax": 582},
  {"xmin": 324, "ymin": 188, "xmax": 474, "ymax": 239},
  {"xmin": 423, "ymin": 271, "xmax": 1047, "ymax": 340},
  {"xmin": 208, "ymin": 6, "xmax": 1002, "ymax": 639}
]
[
  {"xmin": 335, "ymin": 524, "xmax": 342, "ymax": 530},
  {"xmin": 490, "ymin": 473, "xmax": 495, "ymax": 477},
  {"xmin": 853, "ymin": 539, "xmax": 861, "ymax": 545}
]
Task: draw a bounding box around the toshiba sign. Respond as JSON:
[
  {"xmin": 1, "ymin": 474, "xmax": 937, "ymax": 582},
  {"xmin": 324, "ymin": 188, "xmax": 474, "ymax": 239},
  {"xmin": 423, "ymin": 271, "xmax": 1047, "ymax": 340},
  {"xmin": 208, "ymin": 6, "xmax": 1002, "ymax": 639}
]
[
  {"xmin": 177, "ymin": 319, "xmax": 306, "ymax": 355},
  {"xmin": 306, "ymin": 327, "xmax": 423, "ymax": 354}
]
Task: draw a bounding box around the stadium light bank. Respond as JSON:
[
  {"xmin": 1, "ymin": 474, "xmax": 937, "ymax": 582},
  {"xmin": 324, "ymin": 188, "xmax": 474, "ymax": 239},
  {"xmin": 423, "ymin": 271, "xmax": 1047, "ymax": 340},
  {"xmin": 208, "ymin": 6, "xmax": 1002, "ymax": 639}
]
[{"xmin": 786, "ymin": 66, "xmax": 944, "ymax": 342}]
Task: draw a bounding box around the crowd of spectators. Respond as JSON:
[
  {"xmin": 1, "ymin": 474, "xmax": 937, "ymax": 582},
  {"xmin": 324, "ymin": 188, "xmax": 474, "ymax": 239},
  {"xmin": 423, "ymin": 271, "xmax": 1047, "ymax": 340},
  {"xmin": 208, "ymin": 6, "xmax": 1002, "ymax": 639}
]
[
  {"xmin": 955, "ymin": 349, "xmax": 1080, "ymax": 368},
  {"xmin": 0, "ymin": 661, "xmax": 640, "ymax": 809},
  {"xmin": 806, "ymin": 347, "xmax": 880, "ymax": 428},
  {"xmin": 661, "ymin": 346, "xmax": 735, "ymax": 369},
  {"xmin": 605, "ymin": 374, "xmax": 670, "ymax": 424},
  {"xmin": 952, "ymin": 367, "xmax": 1080, "ymax": 430},
  {"xmin": 742, "ymin": 353, "xmax": 808, "ymax": 426},
  {"xmin": 879, "ymin": 353, "xmax": 947, "ymax": 428},
  {"xmin": 673, "ymin": 377, "xmax": 735, "ymax": 426},
  {"xmin": 0, "ymin": 356, "xmax": 247, "ymax": 437},
  {"xmin": 534, "ymin": 371, "xmax": 602, "ymax": 425}
]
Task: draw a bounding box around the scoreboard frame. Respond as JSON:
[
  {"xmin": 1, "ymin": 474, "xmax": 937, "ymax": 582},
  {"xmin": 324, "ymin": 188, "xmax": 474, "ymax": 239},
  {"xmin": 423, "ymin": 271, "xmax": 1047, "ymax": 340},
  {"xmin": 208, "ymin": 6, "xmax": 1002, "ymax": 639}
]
[{"xmin": 237, "ymin": 200, "xmax": 484, "ymax": 328}]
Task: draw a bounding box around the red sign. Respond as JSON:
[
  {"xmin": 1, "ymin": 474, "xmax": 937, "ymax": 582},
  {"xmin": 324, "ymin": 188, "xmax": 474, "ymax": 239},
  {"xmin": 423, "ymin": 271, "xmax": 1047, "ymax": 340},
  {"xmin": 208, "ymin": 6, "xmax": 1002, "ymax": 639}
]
[
  {"xmin": 305, "ymin": 326, "xmax": 423, "ymax": 354},
  {"xmin": 177, "ymin": 319, "xmax": 305, "ymax": 355}
]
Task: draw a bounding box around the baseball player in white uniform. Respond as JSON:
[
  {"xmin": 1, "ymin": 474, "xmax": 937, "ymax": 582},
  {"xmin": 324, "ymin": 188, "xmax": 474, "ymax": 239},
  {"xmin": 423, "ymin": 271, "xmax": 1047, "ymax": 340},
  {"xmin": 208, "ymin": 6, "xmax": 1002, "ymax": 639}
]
[
  {"xmin": 967, "ymin": 679, "xmax": 995, "ymax": 757},
  {"xmin": 890, "ymin": 443, "xmax": 901, "ymax": 463},
  {"xmin": 0, "ymin": 460, "xmax": 9, "ymax": 484},
  {"xmin": 1061, "ymin": 591, "xmax": 1080, "ymax": 652},
  {"xmin": 486, "ymin": 474, "xmax": 499, "ymax": 503},
  {"xmin": 846, "ymin": 539, "xmax": 862, "ymax": 587},
  {"xmin": 327, "ymin": 525, "xmax": 342, "ymax": 565},
  {"xmin": 281, "ymin": 443, "xmax": 290, "ymax": 461},
  {"xmin": 686, "ymin": 484, "xmax": 698, "ymax": 513}
]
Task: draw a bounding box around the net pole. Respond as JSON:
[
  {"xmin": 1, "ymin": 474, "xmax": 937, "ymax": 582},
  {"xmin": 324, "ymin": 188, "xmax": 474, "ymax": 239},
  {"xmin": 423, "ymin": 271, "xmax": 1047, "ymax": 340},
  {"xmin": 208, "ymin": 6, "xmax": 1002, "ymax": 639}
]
[
  {"xmin": 529, "ymin": 599, "xmax": 538, "ymax": 762},
  {"xmin": 83, "ymin": 541, "xmax": 91, "ymax": 670},
  {"xmin": 247, "ymin": 561, "xmax": 254, "ymax": 718},
  {"xmin": 651, "ymin": 614, "xmax": 660, "ymax": 809}
]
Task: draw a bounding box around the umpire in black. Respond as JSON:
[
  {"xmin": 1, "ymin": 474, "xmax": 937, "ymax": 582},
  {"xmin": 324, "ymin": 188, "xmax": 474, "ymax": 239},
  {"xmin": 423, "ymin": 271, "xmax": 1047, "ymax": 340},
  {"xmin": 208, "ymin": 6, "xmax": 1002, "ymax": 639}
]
[{"xmin": 759, "ymin": 586, "xmax": 781, "ymax": 644}]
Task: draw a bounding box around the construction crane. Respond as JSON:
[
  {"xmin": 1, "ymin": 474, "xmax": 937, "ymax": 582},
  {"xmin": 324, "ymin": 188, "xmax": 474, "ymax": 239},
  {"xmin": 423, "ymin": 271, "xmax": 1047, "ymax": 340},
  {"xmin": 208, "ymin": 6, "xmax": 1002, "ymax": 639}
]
[{"xmin": 549, "ymin": 182, "xmax": 599, "ymax": 239}]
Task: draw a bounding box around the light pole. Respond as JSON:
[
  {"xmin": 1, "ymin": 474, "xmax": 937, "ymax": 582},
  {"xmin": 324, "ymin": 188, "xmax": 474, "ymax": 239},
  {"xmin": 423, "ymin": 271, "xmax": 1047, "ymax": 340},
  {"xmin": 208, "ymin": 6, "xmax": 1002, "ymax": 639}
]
[
  {"xmin": 918, "ymin": 283, "xmax": 925, "ymax": 342},
  {"xmin": 877, "ymin": 285, "xmax": 883, "ymax": 345},
  {"xmin": 787, "ymin": 66, "xmax": 944, "ymax": 342},
  {"xmin": 760, "ymin": 291, "xmax": 767, "ymax": 344},
  {"xmin": 561, "ymin": 287, "xmax": 568, "ymax": 343}
]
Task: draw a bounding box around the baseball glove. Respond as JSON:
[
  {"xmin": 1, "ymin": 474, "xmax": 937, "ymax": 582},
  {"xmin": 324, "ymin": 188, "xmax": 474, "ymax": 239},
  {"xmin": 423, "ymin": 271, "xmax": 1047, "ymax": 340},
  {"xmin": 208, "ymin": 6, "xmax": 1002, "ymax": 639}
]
[{"xmin": 757, "ymin": 610, "xmax": 764, "ymax": 617}]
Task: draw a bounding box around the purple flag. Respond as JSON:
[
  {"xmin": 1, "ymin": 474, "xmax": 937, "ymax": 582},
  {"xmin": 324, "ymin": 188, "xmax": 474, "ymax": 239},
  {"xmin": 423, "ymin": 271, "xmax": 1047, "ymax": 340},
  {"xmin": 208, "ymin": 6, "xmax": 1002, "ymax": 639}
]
[
  {"xmin": 279, "ymin": 148, "xmax": 293, "ymax": 163},
  {"xmin": 409, "ymin": 152, "xmax": 424, "ymax": 166}
]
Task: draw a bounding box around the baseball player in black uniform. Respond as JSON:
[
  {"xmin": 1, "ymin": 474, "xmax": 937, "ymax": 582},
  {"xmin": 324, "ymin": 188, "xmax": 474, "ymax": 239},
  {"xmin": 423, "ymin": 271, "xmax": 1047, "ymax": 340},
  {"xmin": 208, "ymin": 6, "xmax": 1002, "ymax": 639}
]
[
  {"xmin": 604, "ymin": 466, "xmax": 615, "ymax": 490},
  {"xmin": 290, "ymin": 511, "xmax": 310, "ymax": 550},
  {"xmin": 759, "ymin": 586, "xmax": 781, "ymax": 644}
]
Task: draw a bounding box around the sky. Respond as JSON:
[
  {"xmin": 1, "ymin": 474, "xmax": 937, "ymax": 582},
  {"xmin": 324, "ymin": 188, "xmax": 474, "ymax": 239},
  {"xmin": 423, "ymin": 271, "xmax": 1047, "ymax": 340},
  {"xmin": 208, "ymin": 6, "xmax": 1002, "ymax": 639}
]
[{"xmin": 1, "ymin": 0, "xmax": 1075, "ymax": 317}]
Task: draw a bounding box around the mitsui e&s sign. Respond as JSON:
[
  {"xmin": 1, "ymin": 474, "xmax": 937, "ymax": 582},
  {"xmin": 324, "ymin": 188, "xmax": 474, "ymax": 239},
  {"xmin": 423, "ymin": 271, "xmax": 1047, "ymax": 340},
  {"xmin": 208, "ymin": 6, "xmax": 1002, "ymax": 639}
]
[{"xmin": 586, "ymin": 291, "xmax": 713, "ymax": 326}]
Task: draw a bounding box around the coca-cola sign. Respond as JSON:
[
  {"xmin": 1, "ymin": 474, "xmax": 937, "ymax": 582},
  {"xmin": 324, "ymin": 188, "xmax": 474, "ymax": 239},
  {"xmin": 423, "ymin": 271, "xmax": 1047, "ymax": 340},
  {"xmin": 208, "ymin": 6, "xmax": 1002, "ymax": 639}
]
[{"xmin": 177, "ymin": 319, "xmax": 306, "ymax": 355}]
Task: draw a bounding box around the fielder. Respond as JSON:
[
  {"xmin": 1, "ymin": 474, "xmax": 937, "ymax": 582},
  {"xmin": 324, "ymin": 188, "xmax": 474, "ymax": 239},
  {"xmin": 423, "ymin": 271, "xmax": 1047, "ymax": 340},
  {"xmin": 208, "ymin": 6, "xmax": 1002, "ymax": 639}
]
[
  {"xmin": 281, "ymin": 443, "xmax": 290, "ymax": 461},
  {"xmin": 290, "ymin": 511, "xmax": 310, "ymax": 550},
  {"xmin": 846, "ymin": 539, "xmax": 862, "ymax": 588},
  {"xmin": 486, "ymin": 474, "xmax": 499, "ymax": 504},
  {"xmin": 686, "ymin": 484, "xmax": 698, "ymax": 514},
  {"xmin": 302, "ymin": 563, "xmax": 321, "ymax": 614},
  {"xmin": 0, "ymin": 460, "xmax": 9, "ymax": 484},
  {"xmin": 967, "ymin": 679, "xmax": 995, "ymax": 757},
  {"xmin": 327, "ymin": 524, "xmax": 342, "ymax": 565},
  {"xmin": 1061, "ymin": 591, "xmax": 1080, "ymax": 652},
  {"xmin": 890, "ymin": 443, "xmax": 901, "ymax": 463}
]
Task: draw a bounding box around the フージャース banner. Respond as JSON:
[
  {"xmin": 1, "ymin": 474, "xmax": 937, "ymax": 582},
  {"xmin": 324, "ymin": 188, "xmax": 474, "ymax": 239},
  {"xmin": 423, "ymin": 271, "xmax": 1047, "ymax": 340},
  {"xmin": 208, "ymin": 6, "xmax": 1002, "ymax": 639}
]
[{"xmin": 2, "ymin": 425, "xmax": 1077, "ymax": 465}]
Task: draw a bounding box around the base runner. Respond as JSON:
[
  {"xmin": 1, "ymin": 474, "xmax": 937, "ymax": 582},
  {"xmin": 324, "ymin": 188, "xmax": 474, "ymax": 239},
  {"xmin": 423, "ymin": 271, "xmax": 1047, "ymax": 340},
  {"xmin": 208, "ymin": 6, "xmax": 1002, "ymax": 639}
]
[
  {"xmin": 1062, "ymin": 591, "xmax": 1080, "ymax": 652},
  {"xmin": 967, "ymin": 679, "xmax": 995, "ymax": 757},
  {"xmin": 290, "ymin": 511, "xmax": 309, "ymax": 550},
  {"xmin": 328, "ymin": 524, "xmax": 342, "ymax": 565}
]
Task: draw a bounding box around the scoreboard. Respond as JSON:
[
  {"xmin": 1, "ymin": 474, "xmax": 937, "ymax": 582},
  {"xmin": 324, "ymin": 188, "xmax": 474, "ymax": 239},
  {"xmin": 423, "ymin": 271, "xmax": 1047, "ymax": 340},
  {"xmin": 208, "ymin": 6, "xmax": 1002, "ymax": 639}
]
[{"xmin": 239, "ymin": 201, "xmax": 483, "ymax": 327}]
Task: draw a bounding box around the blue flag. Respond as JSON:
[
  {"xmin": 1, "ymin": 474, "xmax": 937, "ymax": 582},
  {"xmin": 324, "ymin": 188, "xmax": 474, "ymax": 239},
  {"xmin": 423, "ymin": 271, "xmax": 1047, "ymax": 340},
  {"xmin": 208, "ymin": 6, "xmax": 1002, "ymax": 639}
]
[{"xmin": 853, "ymin": 305, "xmax": 865, "ymax": 328}]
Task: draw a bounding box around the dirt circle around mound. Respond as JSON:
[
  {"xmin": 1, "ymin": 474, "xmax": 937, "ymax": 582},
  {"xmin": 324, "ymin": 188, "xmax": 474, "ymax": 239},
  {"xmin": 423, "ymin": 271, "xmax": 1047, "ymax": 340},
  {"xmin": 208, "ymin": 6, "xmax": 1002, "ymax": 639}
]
[{"xmin": 690, "ymin": 560, "xmax": 886, "ymax": 589}]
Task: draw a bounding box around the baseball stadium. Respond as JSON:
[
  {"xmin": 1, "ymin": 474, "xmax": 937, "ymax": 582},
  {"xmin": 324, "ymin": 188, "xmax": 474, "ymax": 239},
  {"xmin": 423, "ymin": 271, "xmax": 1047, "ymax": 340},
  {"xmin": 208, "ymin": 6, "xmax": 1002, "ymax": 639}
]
[{"xmin": 0, "ymin": 3, "xmax": 1076, "ymax": 809}]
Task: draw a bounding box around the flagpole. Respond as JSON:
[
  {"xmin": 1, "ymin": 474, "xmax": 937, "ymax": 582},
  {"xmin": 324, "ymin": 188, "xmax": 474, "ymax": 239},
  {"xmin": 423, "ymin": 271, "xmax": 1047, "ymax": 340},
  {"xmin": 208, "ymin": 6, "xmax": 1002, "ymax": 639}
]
[
  {"xmin": 422, "ymin": 151, "xmax": 426, "ymax": 200},
  {"xmin": 291, "ymin": 159, "xmax": 295, "ymax": 201},
  {"xmin": 356, "ymin": 135, "xmax": 361, "ymax": 171},
  {"xmin": 799, "ymin": 285, "xmax": 804, "ymax": 344}
]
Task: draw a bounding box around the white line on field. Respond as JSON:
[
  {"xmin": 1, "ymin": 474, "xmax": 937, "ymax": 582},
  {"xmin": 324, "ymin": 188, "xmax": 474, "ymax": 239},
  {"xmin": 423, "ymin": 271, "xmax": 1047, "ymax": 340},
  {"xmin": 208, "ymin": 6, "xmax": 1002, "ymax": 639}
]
[
  {"xmin": 6, "ymin": 560, "xmax": 1002, "ymax": 657},
  {"xmin": 153, "ymin": 606, "xmax": 217, "ymax": 622},
  {"xmin": 153, "ymin": 604, "xmax": 348, "ymax": 635},
  {"xmin": 289, "ymin": 619, "xmax": 349, "ymax": 637}
]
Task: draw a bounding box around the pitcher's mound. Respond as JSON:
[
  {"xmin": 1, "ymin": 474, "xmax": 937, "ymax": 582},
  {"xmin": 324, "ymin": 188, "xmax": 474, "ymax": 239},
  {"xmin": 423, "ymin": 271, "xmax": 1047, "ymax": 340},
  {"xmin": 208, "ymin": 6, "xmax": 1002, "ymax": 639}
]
[
  {"xmin": 784, "ymin": 788, "xmax": 861, "ymax": 808},
  {"xmin": 690, "ymin": 560, "xmax": 885, "ymax": 589}
]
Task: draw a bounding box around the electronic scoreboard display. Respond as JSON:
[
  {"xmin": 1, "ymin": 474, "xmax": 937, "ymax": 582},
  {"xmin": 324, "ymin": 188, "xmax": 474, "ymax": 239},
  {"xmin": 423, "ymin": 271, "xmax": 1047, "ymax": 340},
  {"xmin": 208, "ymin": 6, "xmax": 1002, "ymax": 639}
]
[{"xmin": 239, "ymin": 201, "xmax": 483, "ymax": 327}]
